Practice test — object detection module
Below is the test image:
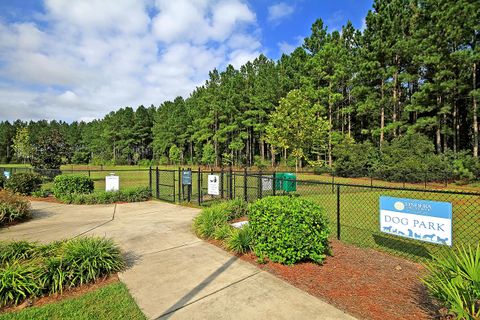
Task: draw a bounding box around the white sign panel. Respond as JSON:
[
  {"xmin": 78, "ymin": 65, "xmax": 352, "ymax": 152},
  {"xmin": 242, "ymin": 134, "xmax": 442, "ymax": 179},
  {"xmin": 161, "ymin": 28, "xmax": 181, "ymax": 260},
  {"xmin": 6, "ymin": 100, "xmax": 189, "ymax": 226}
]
[
  {"xmin": 208, "ymin": 174, "xmax": 220, "ymax": 195},
  {"xmin": 380, "ymin": 196, "xmax": 452, "ymax": 246},
  {"xmin": 262, "ymin": 176, "xmax": 273, "ymax": 191},
  {"xmin": 105, "ymin": 175, "xmax": 119, "ymax": 192}
]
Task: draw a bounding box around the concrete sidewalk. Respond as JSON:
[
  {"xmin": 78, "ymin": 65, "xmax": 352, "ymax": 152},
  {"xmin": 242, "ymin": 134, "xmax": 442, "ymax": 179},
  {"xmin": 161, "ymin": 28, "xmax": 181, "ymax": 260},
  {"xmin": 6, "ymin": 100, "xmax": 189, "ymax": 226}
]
[{"xmin": 0, "ymin": 201, "xmax": 356, "ymax": 320}]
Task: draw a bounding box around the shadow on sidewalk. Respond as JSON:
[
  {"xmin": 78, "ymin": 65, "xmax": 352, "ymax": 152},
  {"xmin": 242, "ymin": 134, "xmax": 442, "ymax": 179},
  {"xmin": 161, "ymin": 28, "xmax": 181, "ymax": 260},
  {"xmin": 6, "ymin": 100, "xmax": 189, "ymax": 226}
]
[{"xmin": 157, "ymin": 256, "xmax": 239, "ymax": 319}]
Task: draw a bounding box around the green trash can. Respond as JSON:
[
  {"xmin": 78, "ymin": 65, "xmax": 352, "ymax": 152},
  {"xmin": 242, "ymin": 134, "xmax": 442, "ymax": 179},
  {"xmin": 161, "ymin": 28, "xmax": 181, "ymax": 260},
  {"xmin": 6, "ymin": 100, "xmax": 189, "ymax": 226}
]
[{"xmin": 275, "ymin": 172, "xmax": 297, "ymax": 192}]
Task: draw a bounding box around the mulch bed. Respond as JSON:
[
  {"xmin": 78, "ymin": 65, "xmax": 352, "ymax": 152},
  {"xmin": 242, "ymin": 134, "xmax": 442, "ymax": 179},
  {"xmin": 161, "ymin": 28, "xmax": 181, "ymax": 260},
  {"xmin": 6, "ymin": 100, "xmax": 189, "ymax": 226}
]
[
  {"xmin": 220, "ymin": 239, "xmax": 441, "ymax": 320},
  {"xmin": 1, "ymin": 275, "xmax": 119, "ymax": 314}
]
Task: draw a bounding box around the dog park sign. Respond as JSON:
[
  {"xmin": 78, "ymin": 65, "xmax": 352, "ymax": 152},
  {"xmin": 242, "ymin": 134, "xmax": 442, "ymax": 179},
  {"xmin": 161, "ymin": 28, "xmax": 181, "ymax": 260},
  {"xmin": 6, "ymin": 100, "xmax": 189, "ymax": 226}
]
[{"xmin": 379, "ymin": 196, "xmax": 452, "ymax": 246}]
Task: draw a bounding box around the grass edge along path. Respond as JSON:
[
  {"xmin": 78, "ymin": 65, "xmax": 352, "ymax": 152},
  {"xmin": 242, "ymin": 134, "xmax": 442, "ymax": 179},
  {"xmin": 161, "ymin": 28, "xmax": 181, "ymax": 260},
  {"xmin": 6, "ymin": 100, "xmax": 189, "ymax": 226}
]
[{"xmin": 0, "ymin": 282, "xmax": 145, "ymax": 320}]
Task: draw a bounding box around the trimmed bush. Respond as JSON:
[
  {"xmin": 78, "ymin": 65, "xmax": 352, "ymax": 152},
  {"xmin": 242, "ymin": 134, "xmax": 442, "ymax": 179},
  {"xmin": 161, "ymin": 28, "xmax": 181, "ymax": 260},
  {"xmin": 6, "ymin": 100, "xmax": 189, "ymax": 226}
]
[
  {"xmin": 0, "ymin": 191, "xmax": 31, "ymax": 226},
  {"xmin": 4, "ymin": 172, "xmax": 42, "ymax": 195},
  {"xmin": 423, "ymin": 244, "xmax": 480, "ymax": 319},
  {"xmin": 0, "ymin": 237, "xmax": 125, "ymax": 307},
  {"xmin": 249, "ymin": 196, "xmax": 331, "ymax": 265},
  {"xmin": 58, "ymin": 187, "xmax": 150, "ymax": 204},
  {"xmin": 52, "ymin": 175, "xmax": 94, "ymax": 198}
]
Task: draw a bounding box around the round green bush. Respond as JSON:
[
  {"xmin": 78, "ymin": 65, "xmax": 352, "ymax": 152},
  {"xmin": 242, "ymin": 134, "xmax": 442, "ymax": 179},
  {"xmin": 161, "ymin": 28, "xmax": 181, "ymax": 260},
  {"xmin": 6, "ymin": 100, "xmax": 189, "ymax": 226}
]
[
  {"xmin": 52, "ymin": 175, "xmax": 94, "ymax": 198},
  {"xmin": 249, "ymin": 196, "xmax": 331, "ymax": 265},
  {"xmin": 4, "ymin": 172, "xmax": 42, "ymax": 195}
]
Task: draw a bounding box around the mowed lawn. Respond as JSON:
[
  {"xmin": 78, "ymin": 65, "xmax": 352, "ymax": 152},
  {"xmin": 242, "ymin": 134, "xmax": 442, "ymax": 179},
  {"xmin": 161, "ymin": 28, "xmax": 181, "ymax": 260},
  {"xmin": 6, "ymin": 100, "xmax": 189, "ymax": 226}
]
[
  {"xmin": 0, "ymin": 282, "xmax": 145, "ymax": 320},
  {"xmin": 2, "ymin": 164, "xmax": 479, "ymax": 260}
]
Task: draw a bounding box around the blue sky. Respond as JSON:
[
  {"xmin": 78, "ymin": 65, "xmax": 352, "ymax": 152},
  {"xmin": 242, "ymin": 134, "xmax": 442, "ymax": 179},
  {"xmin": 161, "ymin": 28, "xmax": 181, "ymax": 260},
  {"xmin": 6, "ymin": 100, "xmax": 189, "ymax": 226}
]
[{"xmin": 0, "ymin": 0, "xmax": 372, "ymax": 122}]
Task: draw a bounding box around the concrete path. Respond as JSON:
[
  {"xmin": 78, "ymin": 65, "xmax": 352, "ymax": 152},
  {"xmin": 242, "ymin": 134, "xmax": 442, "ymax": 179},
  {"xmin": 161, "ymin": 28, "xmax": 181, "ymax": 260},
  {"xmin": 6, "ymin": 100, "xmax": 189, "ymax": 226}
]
[{"xmin": 0, "ymin": 201, "xmax": 356, "ymax": 320}]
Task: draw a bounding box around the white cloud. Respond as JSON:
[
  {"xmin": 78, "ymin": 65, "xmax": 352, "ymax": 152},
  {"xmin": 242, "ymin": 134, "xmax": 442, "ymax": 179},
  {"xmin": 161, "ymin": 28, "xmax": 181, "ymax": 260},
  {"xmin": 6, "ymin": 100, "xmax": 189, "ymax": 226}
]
[
  {"xmin": 0, "ymin": 0, "xmax": 262, "ymax": 122},
  {"xmin": 267, "ymin": 3, "xmax": 295, "ymax": 24},
  {"xmin": 325, "ymin": 10, "xmax": 345, "ymax": 32},
  {"xmin": 278, "ymin": 36, "xmax": 303, "ymax": 55}
]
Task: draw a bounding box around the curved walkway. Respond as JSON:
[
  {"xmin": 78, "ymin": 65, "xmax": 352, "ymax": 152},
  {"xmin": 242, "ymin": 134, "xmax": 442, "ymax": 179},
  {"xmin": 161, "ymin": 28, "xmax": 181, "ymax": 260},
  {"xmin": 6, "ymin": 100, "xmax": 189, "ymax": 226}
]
[{"xmin": 0, "ymin": 201, "xmax": 355, "ymax": 320}]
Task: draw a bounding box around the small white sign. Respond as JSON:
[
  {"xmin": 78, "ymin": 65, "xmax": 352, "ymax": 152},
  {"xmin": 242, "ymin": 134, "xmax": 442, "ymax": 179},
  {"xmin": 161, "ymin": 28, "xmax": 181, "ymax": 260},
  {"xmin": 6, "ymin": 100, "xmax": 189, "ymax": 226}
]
[
  {"xmin": 105, "ymin": 174, "xmax": 119, "ymax": 192},
  {"xmin": 262, "ymin": 176, "xmax": 273, "ymax": 191},
  {"xmin": 207, "ymin": 174, "xmax": 219, "ymax": 195}
]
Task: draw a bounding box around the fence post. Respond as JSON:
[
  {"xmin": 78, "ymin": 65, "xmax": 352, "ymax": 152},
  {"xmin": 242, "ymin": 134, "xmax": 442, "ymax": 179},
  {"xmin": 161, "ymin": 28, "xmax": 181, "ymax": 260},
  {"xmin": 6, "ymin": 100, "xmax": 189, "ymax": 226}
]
[
  {"xmin": 258, "ymin": 170, "xmax": 262, "ymax": 200},
  {"xmin": 155, "ymin": 166, "xmax": 159, "ymax": 199},
  {"xmin": 331, "ymin": 170, "xmax": 335, "ymax": 193},
  {"xmin": 272, "ymin": 172, "xmax": 276, "ymax": 196},
  {"xmin": 178, "ymin": 168, "xmax": 182, "ymax": 202},
  {"xmin": 148, "ymin": 166, "xmax": 152, "ymax": 193},
  {"xmin": 336, "ymin": 185, "xmax": 341, "ymax": 240},
  {"xmin": 229, "ymin": 165, "xmax": 233, "ymax": 199},
  {"xmin": 198, "ymin": 167, "xmax": 201, "ymax": 205},
  {"xmin": 220, "ymin": 167, "xmax": 224, "ymax": 199},
  {"xmin": 173, "ymin": 170, "xmax": 176, "ymax": 203},
  {"xmin": 88, "ymin": 170, "xmax": 91, "ymax": 178},
  {"xmin": 243, "ymin": 167, "xmax": 248, "ymax": 202}
]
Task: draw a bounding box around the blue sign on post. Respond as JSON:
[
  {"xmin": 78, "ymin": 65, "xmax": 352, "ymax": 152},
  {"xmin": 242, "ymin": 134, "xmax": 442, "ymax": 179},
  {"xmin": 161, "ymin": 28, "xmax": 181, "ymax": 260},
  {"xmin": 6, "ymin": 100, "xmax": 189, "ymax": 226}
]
[
  {"xmin": 379, "ymin": 196, "xmax": 453, "ymax": 246},
  {"xmin": 182, "ymin": 170, "xmax": 192, "ymax": 185},
  {"xmin": 3, "ymin": 171, "xmax": 10, "ymax": 179}
]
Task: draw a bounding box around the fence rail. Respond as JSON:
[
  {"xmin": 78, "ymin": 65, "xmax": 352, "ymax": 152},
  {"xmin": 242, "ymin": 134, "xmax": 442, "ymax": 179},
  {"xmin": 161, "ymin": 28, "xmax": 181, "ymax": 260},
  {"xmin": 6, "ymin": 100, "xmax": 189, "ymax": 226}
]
[
  {"xmin": 150, "ymin": 167, "xmax": 480, "ymax": 260},
  {"xmin": 2, "ymin": 166, "xmax": 478, "ymax": 260}
]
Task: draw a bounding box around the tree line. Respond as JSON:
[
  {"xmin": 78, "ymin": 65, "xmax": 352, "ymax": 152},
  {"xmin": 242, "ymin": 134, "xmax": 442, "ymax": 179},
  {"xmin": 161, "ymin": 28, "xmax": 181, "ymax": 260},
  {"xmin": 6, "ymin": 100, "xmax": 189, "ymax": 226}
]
[{"xmin": 0, "ymin": 0, "xmax": 479, "ymax": 177}]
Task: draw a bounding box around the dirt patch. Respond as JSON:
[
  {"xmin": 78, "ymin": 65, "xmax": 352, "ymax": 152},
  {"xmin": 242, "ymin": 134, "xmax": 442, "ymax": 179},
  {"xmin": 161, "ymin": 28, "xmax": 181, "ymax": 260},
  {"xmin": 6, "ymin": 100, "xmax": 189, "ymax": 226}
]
[
  {"xmin": 25, "ymin": 195, "xmax": 62, "ymax": 204},
  {"xmin": 1, "ymin": 274, "xmax": 119, "ymax": 314},
  {"xmin": 223, "ymin": 240, "xmax": 439, "ymax": 320}
]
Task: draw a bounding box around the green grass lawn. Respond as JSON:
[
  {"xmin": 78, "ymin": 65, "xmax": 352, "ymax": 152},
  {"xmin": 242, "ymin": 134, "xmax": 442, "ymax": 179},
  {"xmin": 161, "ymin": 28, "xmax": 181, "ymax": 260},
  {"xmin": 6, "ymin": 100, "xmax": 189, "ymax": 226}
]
[{"xmin": 0, "ymin": 282, "xmax": 145, "ymax": 320}]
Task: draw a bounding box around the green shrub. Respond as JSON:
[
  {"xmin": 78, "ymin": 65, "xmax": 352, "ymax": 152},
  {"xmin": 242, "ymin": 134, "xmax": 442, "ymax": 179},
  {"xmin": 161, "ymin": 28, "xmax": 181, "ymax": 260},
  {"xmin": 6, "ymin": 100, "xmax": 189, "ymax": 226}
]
[
  {"xmin": 4, "ymin": 172, "xmax": 42, "ymax": 195},
  {"xmin": 31, "ymin": 188, "xmax": 51, "ymax": 198},
  {"xmin": 313, "ymin": 166, "xmax": 331, "ymax": 175},
  {"xmin": 0, "ymin": 237, "xmax": 125, "ymax": 306},
  {"xmin": 423, "ymin": 244, "xmax": 480, "ymax": 319},
  {"xmin": 226, "ymin": 225, "xmax": 253, "ymax": 254},
  {"xmin": 62, "ymin": 237, "xmax": 125, "ymax": 287},
  {"xmin": 53, "ymin": 175, "xmax": 94, "ymax": 198},
  {"xmin": 58, "ymin": 187, "xmax": 150, "ymax": 204},
  {"xmin": 249, "ymin": 196, "xmax": 331, "ymax": 265},
  {"xmin": 333, "ymin": 140, "xmax": 379, "ymax": 178},
  {"xmin": 0, "ymin": 241, "xmax": 37, "ymax": 264},
  {"xmin": 213, "ymin": 224, "xmax": 232, "ymax": 241},
  {"xmin": 193, "ymin": 205, "xmax": 228, "ymax": 239},
  {"xmin": 221, "ymin": 198, "xmax": 248, "ymax": 220},
  {"xmin": 0, "ymin": 191, "xmax": 31, "ymax": 226},
  {"xmin": 0, "ymin": 261, "xmax": 43, "ymax": 307}
]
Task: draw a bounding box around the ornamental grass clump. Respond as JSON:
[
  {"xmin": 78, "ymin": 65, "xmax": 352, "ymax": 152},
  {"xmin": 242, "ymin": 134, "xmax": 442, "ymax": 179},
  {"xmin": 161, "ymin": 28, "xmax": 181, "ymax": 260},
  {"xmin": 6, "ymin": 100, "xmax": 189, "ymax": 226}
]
[
  {"xmin": 249, "ymin": 196, "xmax": 331, "ymax": 265},
  {"xmin": 0, "ymin": 190, "xmax": 31, "ymax": 226},
  {"xmin": 423, "ymin": 244, "xmax": 480, "ymax": 320},
  {"xmin": 0, "ymin": 237, "xmax": 125, "ymax": 307}
]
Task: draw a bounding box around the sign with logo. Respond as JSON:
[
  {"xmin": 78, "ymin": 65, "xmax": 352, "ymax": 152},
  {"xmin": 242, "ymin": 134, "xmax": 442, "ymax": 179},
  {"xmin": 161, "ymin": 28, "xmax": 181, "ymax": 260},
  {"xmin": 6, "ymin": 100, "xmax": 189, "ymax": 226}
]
[
  {"xmin": 3, "ymin": 171, "xmax": 10, "ymax": 179},
  {"xmin": 379, "ymin": 196, "xmax": 452, "ymax": 246},
  {"xmin": 182, "ymin": 170, "xmax": 192, "ymax": 185},
  {"xmin": 208, "ymin": 174, "xmax": 220, "ymax": 195},
  {"xmin": 262, "ymin": 176, "xmax": 273, "ymax": 191},
  {"xmin": 105, "ymin": 174, "xmax": 119, "ymax": 192}
]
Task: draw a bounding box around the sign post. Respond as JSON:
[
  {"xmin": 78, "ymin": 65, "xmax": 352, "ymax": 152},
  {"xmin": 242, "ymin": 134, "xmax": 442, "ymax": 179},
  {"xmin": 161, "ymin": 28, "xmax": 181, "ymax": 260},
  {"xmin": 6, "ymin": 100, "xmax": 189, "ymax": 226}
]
[
  {"xmin": 105, "ymin": 173, "xmax": 119, "ymax": 192},
  {"xmin": 208, "ymin": 174, "xmax": 220, "ymax": 196},
  {"xmin": 182, "ymin": 169, "xmax": 192, "ymax": 201},
  {"xmin": 379, "ymin": 196, "xmax": 452, "ymax": 246}
]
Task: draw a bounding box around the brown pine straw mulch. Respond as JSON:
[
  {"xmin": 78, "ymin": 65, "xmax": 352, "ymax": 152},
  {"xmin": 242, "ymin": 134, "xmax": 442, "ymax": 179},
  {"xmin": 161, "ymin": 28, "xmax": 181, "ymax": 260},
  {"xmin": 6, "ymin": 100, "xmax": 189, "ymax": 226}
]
[{"xmin": 218, "ymin": 239, "xmax": 442, "ymax": 320}]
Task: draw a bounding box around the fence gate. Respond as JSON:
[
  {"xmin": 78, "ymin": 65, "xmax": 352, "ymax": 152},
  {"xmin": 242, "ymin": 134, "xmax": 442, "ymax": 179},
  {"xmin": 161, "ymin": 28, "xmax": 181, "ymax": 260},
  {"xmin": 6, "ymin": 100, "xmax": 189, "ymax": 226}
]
[{"xmin": 151, "ymin": 167, "xmax": 176, "ymax": 202}]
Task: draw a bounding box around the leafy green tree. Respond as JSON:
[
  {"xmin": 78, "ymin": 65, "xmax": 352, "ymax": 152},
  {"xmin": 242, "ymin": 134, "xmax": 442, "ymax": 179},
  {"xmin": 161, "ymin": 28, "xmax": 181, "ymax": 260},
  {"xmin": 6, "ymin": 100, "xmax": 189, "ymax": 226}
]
[
  {"xmin": 12, "ymin": 127, "xmax": 33, "ymax": 164},
  {"xmin": 168, "ymin": 145, "xmax": 181, "ymax": 165}
]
